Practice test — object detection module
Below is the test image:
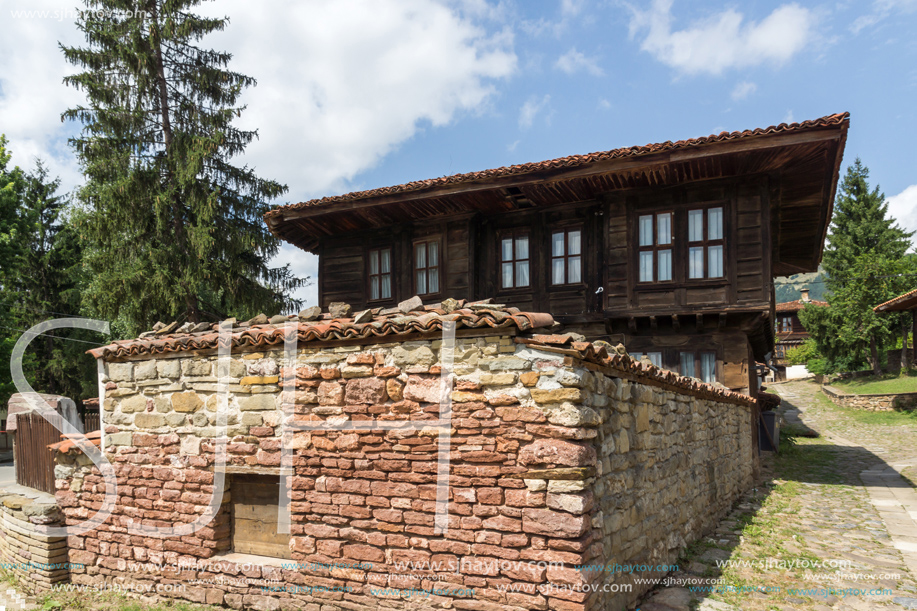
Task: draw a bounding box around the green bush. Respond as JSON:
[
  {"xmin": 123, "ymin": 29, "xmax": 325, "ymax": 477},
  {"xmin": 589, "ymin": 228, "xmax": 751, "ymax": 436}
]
[{"xmin": 785, "ymin": 340, "xmax": 829, "ymax": 375}]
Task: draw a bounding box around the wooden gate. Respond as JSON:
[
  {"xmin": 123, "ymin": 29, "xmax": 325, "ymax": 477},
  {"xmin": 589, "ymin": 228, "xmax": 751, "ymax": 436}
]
[
  {"xmin": 14, "ymin": 412, "xmax": 61, "ymax": 494},
  {"xmin": 14, "ymin": 411, "xmax": 102, "ymax": 495}
]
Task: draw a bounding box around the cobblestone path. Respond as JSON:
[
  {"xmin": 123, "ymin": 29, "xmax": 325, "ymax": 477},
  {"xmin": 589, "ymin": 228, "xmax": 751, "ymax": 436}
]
[{"xmin": 638, "ymin": 380, "xmax": 917, "ymax": 611}]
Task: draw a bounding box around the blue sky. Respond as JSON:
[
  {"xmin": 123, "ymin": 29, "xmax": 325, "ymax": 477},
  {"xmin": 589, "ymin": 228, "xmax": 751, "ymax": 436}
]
[{"xmin": 2, "ymin": 0, "xmax": 916, "ymax": 307}]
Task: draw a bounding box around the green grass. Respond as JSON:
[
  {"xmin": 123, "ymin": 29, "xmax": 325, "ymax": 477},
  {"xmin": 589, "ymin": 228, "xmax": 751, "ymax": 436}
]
[
  {"xmin": 832, "ymin": 369, "xmax": 917, "ymax": 394},
  {"xmin": 815, "ymin": 389, "xmax": 917, "ymax": 425},
  {"xmin": 34, "ymin": 590, "xmax": 219, "ymax": 611}
]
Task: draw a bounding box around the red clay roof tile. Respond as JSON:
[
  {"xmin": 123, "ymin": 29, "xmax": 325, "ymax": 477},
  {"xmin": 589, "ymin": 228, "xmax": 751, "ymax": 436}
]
[{"xmin": 265, "ymin": 112, "xmax": 849, "ymax": 219}]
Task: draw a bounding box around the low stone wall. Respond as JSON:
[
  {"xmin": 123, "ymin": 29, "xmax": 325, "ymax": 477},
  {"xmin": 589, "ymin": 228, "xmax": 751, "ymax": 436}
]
[
  {"xmin": 0, "ymin": 490, "xmax": 69, "ymax": 591},
  {"xmin": 57, "ymin": 331, "xmax": 756, "ymax": 611},
  {"xmin": 822, "ymin": 385, "xmax": 917, "ymax": 411}
]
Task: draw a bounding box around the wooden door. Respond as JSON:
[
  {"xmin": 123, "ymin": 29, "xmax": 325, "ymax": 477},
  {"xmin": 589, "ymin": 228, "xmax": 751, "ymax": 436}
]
[{"xmin": 231, "ymin": 474, "xmax": 292, "ymax": 559}]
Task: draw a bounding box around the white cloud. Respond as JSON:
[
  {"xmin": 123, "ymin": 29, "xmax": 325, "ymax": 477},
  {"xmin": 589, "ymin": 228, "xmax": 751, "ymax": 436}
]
[
  {"xmin": 555, "ymin": 48, "xmax": 604, "ymax": 76},
  {"xmin": 627, "ymin": 0, "xmax": 815, "ymax": 76},
  {"xmin": 507, "ymin": 139, "xmax": 521, "ymax": 152},
  {"xmin": 852, "ymin": 0, "xmax": 917, "ymax": 33},
  {"xmin": 0, "ymin": 1, "xmax": 86, "ymax": 192},
  {"xmin": 731, "ymin": 81, "xmax": 757, "ymax": 101},
  {"xmin": 519, "ymin": 94, "xmax": 551, "ymax": 129},
  {"xmin": 521, "ymin": 0, "xmax": 587, "ymax": 37},
  {"xmin": 197, "ymin": 0, "xmax": 516, "ymax": 200},
  {"xmin": 888, "ymin": 185, "xmax": 917, "ymax": 248},
  {"xmin": 597, "ymin": 98, "xmax": 612, "ymax": 110},
  {"xmin": 783, "ymin": 109, "xmax": 795, "ymax": 123}
]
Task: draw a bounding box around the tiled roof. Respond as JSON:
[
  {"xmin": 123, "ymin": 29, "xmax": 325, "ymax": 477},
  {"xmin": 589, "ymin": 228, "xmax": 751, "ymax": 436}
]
[
  {"xmin": 48, "ymin": 430, "xmax": 102, "ymax": 455},
  {"xmin": 874, "ymin": 288, "xmax": 917, "ymax": 312},
  {"xmin": 776, "ymin": 299, "xmax": 828, "ymax": 313},
  {"xmin": 265, "ymin": 113, "xmax": 849, "ymax": 218},
  {"xmin": 88, "ymin": 299, "xmax": 555, "ymax": 360},
  {"xmin": 517, "ymin": 335, "xmax": 756, "ymax": 407}
]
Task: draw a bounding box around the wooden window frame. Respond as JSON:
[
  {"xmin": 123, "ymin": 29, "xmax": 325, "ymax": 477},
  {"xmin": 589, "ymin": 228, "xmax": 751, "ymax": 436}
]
[
  {"xmin": 499, "ymin": 229, "xmax": 531, "ymax": 290},
  {"xmin": 777, "ymin": 316, "xmax": 793, "ymax": 333},
  {"xmin": 366, "ymin": 246, "xmax": 394, "ymax": 303},
  {"xmin": 687, "ymin": 205, "xmax": 725, "ymax": 281},
  {"xmin": 637, "ymin": 211, "xmax": 674, "ymax": 284},
  {"xmin": 413, "ymin": 237, "xmax": 442, "ymax": 297},
  {"xmin": 550, "ymin": 225, "xmax": 584, "ymax": 287}
]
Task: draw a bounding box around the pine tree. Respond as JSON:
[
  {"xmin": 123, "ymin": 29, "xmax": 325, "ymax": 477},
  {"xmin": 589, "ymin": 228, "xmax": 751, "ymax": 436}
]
[
  {"xmin": 62, "ymin": 1, "xmax": 305, "ymax": 338},
  {"xmin": 0, "ymin": 135, "xmax": 26, "ymax": 408},
  {"xmin": 800, "ymin": 159, "xmax": 915, "ymax": 374},
  {"xmin": 822, "ymin": 158, "xmax": 913, "ymax": 285},
  {"xmin": 14, "ymin": 162, "xmax": 97, "ymax": 400}
]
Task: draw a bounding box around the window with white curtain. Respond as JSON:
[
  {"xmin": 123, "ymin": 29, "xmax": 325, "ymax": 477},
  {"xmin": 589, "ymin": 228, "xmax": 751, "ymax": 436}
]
[
  {"xmin": 551, "ymin": 228, "xmax": 583, "ymax": 285},
  {"xmin": 500, "ymin": 231, "xmax": 530, "ymax": 289},
  {"xmin": 414, "ymin": 239, "xmax": 441, "ymax": 295},
  {"xmin": 638, "ymin": 212, "xmax": 673, "ymax": 283},
  {"xmin": 367, "ymin": 247, "xmax": 392, "ymax": 301},
  {"xmin": 688, "ymin": 207, "xmax": 724, "ymax": 279}
]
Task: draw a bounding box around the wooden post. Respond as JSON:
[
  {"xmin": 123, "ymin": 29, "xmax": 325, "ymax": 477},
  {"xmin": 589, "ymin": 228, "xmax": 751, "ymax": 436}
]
[{"xmin": 912, "ymin": 309, "xmax": 916, "ymax": 365}]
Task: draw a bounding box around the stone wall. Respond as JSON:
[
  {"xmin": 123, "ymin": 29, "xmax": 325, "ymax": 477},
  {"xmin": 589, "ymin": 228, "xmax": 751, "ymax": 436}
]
[
  {"xmin": 822, "ymin": 385, "xmax": 917, "ymax": 411},
  {"xmin": 56, "ymin": 331, "xmax": 756, "ymax": 611},
  {"xmin": 0, "ymin": 490, "xmax": 69, "ymax": 591}
]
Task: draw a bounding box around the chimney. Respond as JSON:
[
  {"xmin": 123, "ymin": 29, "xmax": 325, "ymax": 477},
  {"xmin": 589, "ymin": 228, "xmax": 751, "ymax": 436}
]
[{"xmin": 800, "ymin": 288, "xmax": 810, "ymax": 302}]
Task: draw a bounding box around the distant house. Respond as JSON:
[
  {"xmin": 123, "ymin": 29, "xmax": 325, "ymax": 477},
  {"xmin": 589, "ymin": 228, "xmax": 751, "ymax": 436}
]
[{"xmin": 774, "ymin": 288, "xmax": 827, "ymax": 367}]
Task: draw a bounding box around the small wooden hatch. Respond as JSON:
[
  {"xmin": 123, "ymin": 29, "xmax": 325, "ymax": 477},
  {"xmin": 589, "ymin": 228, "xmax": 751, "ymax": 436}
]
[{"xmin": 231, "ymin": 474, "xmax": 292, "ymax": 559}]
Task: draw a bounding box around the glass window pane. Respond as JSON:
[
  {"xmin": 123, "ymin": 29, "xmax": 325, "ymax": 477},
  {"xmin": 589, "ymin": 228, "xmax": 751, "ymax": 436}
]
[
  {"xmin": 552, "ymin": 258, "xmax": 565, "ymax": 285},
  {"xmin": 381, "ymin": 249, "xmax": 391, "ymax": 273},
  {"xmin": 657, "ymin": 213, "xmax": 671, "ymax": 245},
  {"xmin": 552, "ymin": 232, "xmax": 565, "ymax": 257},
  {"xmin": 658, "ymin": 249, "xmax": 672, "ymax": 282},
  {"xmin": 516, "ymin": 235, "xmax": 529, "ymax": 260},
  {"xmin": 680, "ymin": 352, "xmax": 695, "ymax": 378},
  {"xmin": 416, "ymin": 270, "xmax": 426, "ymax": 295},
  {"xmin": 708, "ymin": 207, "xmax": 723, "ymax": 241},
  {"xmin": 568, "ymin": 230, "xmax": 581, "ymax": 255},
  {"xmin": 568, "ymin": 256, "xmax": 581, "ymax": 283},
  {"xmin": 502, "ymin": 262, "xmax": 513, "ymax": 288},
  {"xmin": 689, "ymin": 246, "xmax": 704, "ymax": 279},
  {"xmin": 688, "ymin": 210, "xmax": 704, "ymax": 242},
  {"xmin": 516, "ymin": 261, "xmax": 530, "ymax": 287},
  {"xmin": 639, "ymin": 215, "xmax": 653, "ymax": 247},
  {"xmin": 701, "ymin": 352, "xmax": 716, "ymax": 383},
  {"xmin": 415, "ymin": 243, "xmax": 426, "ymax": 268},
  {"xmin": 708, "ymin": 245, "xmax": 723, "ymax": 278},
  {"xmin": 639, "ymin": 251, "xmax": 654, "ymax": 282},
  {"xmin": 370, "ymin": 277, "xmax": 379, "ymax": 301},
  {"xmin": 648, "ymin": 352, "xmax": 662, "ymax": 368},
  {"xmin": 369, "ymin": 251, "xmax": 379, "ymax": 275},
  {"xmin": 428, "ymin": 241, "xmax": 438, "ymax": 266},
  {"xmin": 428, "ymin": 269, "xmax": 439, "ymax": 293},
  {"xmin": 381, "ymin": 275, "xmax": 391, "ymax": 299},
  {"xmin": 501, "ymin": 238, "xmax": 513, "ymax": 262}
]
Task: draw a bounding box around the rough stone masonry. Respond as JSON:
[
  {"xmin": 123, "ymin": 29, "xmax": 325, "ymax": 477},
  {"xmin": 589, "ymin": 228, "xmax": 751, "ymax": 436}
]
[{"xmin": 54, "ymin": 301, "xmax": 757, "ymax": 611}]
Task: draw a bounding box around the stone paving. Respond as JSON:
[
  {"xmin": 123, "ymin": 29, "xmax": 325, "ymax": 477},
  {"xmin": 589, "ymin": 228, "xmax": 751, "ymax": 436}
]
[{"xmin": 637, "ymin": 380, "xmax": 917, "ymax": 611}]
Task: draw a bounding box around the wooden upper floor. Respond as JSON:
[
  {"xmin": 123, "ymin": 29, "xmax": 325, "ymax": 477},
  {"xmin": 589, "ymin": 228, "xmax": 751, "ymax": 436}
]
[{"xmin": 266, "ymin": 113, "xmax": 849, "ymax": 354}]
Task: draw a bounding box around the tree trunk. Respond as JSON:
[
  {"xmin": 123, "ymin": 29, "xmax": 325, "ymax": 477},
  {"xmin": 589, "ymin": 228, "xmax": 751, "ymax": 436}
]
[
  {"xmin": 150, "ymin": 0, "xmax": 200, "ymax": 323},
  {"xmin": 870, "ymin": 335, "xmax": 881, "ymax": 376}
]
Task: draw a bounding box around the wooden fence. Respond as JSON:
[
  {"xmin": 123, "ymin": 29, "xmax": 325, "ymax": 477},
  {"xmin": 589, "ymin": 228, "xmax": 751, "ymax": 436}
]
[{"xmin": 13, "ymin": 411, "xmax": 101, "ymax": 495}]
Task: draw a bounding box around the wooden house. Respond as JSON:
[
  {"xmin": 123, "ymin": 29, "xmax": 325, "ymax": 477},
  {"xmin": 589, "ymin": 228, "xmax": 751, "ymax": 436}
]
[
  {"xmin": 774, "ymin": 288, "xmax": 828, "ymax": 366},
  {"xmin": 265, "ymin": 113, "xmax": 849, "ymax": 395}
]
